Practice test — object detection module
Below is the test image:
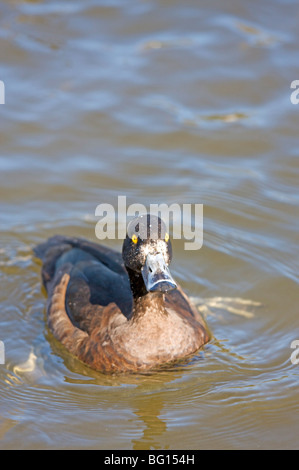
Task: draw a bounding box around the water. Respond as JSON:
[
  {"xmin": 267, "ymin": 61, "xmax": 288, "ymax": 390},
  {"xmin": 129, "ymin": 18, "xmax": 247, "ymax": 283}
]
[{"xmin": 0, "ymin": 0, "xmax": 299, "ymax": 450}]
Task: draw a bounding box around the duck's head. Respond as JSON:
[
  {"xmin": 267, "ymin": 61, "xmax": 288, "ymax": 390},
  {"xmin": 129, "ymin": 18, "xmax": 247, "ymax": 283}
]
[{"xmin": 122, "ymin": 214, "xmax": 177, "ymax": 294}]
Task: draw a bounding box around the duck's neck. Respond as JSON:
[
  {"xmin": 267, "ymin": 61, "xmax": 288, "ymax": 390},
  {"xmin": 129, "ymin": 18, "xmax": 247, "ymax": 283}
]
[{"xmin": 126, "ymin": 268, "xmax": 167, "ymax": 322}]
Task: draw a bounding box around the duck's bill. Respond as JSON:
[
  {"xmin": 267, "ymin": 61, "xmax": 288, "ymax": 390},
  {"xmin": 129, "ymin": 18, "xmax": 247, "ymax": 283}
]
[{"xmin": 141, "ymin": 253, "xmax": 177, "ymax": 293}]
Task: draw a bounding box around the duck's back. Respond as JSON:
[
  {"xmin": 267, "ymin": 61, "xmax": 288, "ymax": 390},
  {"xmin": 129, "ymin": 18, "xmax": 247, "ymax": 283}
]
[{"xmin": 35, "ymin": 236, "xmax": 133, "ymax": 334}]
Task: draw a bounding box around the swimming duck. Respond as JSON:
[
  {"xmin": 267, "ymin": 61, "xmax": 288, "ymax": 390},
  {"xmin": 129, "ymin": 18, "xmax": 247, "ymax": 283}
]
[{"xmin": 35, "ymin": 214, "xmax": 209, "ymax": 373}]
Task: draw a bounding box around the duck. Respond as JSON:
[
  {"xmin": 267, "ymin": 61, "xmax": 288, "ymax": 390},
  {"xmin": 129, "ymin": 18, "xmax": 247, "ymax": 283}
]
[{"xmin": 34, "ymin": 214, "xmax": 210, "ymax": 373}]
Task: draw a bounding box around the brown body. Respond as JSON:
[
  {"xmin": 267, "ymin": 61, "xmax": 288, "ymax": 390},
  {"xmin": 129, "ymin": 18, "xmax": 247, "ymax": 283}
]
[{"xmin": 35, "ymin": 235, "xmax": 209, "ymax": 373}]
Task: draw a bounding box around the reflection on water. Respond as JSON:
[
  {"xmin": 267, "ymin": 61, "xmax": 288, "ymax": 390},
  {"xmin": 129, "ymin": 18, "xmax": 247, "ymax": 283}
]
[
  {"xmin": 131, "ymin": 391, "xmax": 168, "ymax": 450},
  {"xmin": 1, "ymin": 0, "xmax": 299, "ymax": 450}
]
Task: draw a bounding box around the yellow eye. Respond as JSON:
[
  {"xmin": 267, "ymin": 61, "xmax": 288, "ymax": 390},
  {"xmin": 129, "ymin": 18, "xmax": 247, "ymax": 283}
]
[
  {"xmin": 132, "ymin": 234, "xmax": 138, "ymax": 244},
  {"xmin": 165, "ymin": 233, "xmax": 169, "ymax": 243}
]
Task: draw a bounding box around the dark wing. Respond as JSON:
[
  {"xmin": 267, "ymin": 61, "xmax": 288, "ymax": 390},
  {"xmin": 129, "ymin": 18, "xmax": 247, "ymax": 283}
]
[{"xmin": 34, "ymin": 236, "xmax": 133, "ymax": 333}]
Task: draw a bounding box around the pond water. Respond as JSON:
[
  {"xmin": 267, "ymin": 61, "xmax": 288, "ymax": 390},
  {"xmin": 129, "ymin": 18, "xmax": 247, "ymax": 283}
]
[{"xmin": 0, "ymin": 0, "xmax": 299, "ymax": 450}]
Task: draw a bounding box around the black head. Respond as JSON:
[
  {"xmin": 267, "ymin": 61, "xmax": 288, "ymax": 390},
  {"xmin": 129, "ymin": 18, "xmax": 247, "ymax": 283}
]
[{"xmin": 122, "ymin": 214, "xmax": 177, "ymax": 293}]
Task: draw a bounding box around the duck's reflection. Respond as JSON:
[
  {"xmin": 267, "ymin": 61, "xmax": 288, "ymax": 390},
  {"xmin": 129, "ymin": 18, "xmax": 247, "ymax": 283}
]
[
  {"xmin": 59, "ymin": 346, "xmax": 187, "ymax": 449},
  {"xmin": 130, "ymin": 390, "xmax": 169, "ymax": 450}
]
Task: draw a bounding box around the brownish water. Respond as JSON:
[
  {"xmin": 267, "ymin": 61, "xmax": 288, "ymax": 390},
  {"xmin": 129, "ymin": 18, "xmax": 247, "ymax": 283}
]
[{"xmin": 0, "ymin": 0, "xmax": 299, "ymax": 450}]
